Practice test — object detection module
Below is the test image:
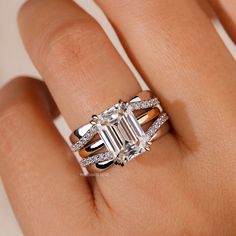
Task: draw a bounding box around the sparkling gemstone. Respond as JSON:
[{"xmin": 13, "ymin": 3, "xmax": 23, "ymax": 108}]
[{"xmin": 96, "ymin": 103, "xmax": 148, "ymax": 164}]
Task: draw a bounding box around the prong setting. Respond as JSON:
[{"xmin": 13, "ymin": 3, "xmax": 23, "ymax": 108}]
[{"xmin": 70, "ymin": 94, "xmax": 169, "ymax": 169}]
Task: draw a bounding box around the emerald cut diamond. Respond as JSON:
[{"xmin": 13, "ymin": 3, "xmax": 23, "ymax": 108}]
[{"xmin": 96, "ymin": 102, "xmax": 148, "ymax": 165}]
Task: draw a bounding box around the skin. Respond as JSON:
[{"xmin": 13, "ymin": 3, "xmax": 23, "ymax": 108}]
[{"xmin": 0, "ymin": 0, "xmax": 236, "ymax": 235}]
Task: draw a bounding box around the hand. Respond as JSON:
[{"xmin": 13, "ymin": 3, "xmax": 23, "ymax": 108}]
[{"xmin": 0, "ymin": 1, "xmax": 236, "ymax": 235}]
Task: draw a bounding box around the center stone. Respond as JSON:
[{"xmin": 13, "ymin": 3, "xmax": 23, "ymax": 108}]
[{"xmin": 96, "ymin": 104, "xmax": 147, "ymax": 164}]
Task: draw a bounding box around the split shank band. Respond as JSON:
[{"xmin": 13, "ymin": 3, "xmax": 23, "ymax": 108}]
[{"xmin": 70, "ymin": 91, "xmax": 169, "ymax": 173}]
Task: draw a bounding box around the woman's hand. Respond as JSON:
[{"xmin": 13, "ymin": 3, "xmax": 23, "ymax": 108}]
[{"xmin": 0, "ymin": 0, "xmax": 236, "ymax": 235}]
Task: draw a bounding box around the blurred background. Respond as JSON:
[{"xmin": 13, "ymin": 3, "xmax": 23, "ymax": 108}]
[{"xmin": 0, "ymin": 1, "xmax": 235, "ymax": 235}]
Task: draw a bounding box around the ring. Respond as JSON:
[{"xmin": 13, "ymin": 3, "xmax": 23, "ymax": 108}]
[
  {"xmin": 70, "ymin": 91, "xmax": 169, "ymax": 172},
  {"xmin": 79, "ymin": 108, "xmax": 160, "ymax": 158}
]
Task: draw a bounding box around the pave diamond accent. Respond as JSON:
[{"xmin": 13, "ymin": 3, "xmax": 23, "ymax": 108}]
[
  {"xmin": 71, "ymin": 125, "xmax": 97, "ymax": 152},
  {"xmin": 80, "ymin": 152, "xmax": 113, "ymax": 167},
  {"xmin": 130, "ymin": 98, "xmax": 159, "ymax": 111},
  {"xmin": 146, "ymin": 113, "xmax": 169, "ymax": 140}
]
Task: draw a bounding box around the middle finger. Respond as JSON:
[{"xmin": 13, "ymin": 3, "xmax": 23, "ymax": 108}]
[{"xmin": 96, "ymin": 0, "xmax": 236, "ymax": 147}]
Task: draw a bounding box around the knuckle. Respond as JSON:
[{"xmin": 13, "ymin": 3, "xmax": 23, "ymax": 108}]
[{"xmin": 39, "ymin": 18, "xmax": 107, "ymax": 68}]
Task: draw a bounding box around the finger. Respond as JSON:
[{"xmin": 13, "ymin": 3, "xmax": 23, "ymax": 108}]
[
  {"xmin": 18, "ymin": 0, "xmax": 141, "ymax": 130},
  {"xmin": 96, "ymin": 0, "xmax": 236, "ymax": 147},
  {"xmin": 209, "ymin": 0, "xmax": 236, "ymax": 43},
  {"xmin": 196, "ymin": 0, "xmax": 215, "ymax": 18},
  {"xmin": 17, "ymin": 0, "xmax": 180, "ymax": 214},
  {"xmin": 17, "ymin": 2, "xmax": 178, "ymax": 172},
  {"xmin": 0, "ymin": 77, "xmax": 95, "ymax": 235}
]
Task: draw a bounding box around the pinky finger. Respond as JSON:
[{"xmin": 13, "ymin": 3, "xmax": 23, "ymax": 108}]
[{"xmin": 0, "ymin": 77, "xmax": 96, "ymax": 235}]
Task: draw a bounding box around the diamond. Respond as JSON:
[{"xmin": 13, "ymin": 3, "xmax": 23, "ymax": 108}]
[
  {"xmin": 146, "ymin": 113, "xmax": 168, "ymax": 140},
  {"xmin": 96, "ymin": 103, "xmax": 148, "ymax": 165},
  {"xmin": 72, "ymin": 97, "xmax": 168, "ymax": 167},
  {"xmin": 80, "ymin": 152, "xmax": 113, "ymax": 167},
  {"xmin": 130, "ymin": 98, "xmax": 159, "ymax": 111},
  {"xmin": 71, "ymin": 125, "xmax": 97, "ymax": 152}
]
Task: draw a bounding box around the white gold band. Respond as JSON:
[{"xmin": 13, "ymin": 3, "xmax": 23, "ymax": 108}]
[{"xmin": 69, "ymin": 91, "xmax": 169, "ymax": 172}]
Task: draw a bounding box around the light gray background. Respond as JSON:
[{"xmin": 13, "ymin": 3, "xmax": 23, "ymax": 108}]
[{"xmin": 0, "ymin": 1, "xmax": 235, "ymax": 235}]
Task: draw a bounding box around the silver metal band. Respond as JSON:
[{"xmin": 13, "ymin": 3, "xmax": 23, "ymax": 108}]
[{"xmin": 69, "ymin": 91, "xmax": 169, "ymax": 173}]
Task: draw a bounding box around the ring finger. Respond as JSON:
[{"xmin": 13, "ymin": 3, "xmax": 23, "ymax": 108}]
[{"xmin": 18, "ymin": 0, "xmax": 178, "ymax": 203}]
